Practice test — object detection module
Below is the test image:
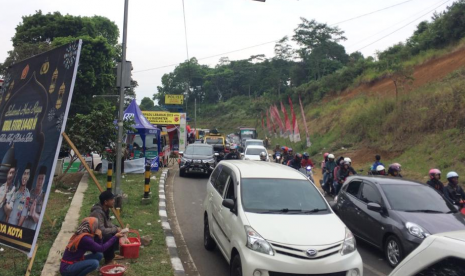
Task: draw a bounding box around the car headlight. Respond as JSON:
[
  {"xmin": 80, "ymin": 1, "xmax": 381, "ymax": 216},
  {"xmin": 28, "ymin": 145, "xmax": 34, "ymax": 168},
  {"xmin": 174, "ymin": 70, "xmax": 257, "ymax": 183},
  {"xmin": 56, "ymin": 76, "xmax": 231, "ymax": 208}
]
[
  {"xmin": 406, "ymin": 222, "xmax": 430, "ymax": 239},
  {"xmin": 341, "ymin": 227, "xmax": 356, "ymax": 255},
  {"xmin": 205, "ymin": 158, "xmax": 215, "ymax": 164},
  {"xmin": 181, "ymin": 157, "xmax": 191, "ymax": 163},
  {"xmin": 245, "ymin": 226, "xmax": 274, "ymax": 256}
]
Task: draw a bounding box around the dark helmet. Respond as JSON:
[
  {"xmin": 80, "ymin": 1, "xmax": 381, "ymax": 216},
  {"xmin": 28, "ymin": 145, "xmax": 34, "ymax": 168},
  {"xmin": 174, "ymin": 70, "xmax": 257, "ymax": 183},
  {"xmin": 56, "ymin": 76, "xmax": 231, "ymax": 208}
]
[
  {"xmin": 295, "ymin": 153, "xmax": 302, "ymax": 160},
  {"xmin": 303, "ymin": 152, "xmax": 310, "ymax": 158}
]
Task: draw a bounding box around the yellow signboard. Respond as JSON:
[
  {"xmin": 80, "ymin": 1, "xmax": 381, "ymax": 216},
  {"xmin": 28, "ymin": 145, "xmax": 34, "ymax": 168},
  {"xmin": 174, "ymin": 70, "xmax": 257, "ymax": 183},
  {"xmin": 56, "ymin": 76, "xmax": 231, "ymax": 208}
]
[
  {"xmin": 165, "ymin": 94, "xmax": 184, "ymax": 105},
  {"xmin": 142, "ymin": 111, "xmax": 181, "ymax": 125}
]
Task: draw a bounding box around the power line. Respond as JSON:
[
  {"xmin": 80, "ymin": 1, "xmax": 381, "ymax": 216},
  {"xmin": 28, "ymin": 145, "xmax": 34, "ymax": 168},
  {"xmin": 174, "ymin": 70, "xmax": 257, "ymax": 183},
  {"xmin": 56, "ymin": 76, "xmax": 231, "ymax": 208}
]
[
  {"xmin": 356, "ymin": 0, "xmax": 452, "ymax": 51},
  {"xmin": 132, "ymin": 0, "xmax": 436, "ymax": 74},
  {"xmin": 330, "ymin": 0, "xmax": 415, "ymax": 26},
  {"xmin": 346, "ymin": 0, "xmax": 449, "ymax": 49}
]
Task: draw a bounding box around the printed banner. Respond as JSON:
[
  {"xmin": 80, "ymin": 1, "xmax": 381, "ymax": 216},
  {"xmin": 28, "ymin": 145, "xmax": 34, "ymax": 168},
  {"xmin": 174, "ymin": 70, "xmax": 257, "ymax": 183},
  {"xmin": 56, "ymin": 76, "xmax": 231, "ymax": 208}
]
[
  {"xmin": 142, "ymin": 111, "xmax": 181, "ymax": 125},
  {"xmin": 0, "ymin": 40, "xmax": 82, "ymax": 256},
  {"xmin": 281, "ymin": 102, "xmax": 292, "ymax": 141},
  {"xmin": 165, "ymin": 94, "xmax": 183, "ymax": 105}
]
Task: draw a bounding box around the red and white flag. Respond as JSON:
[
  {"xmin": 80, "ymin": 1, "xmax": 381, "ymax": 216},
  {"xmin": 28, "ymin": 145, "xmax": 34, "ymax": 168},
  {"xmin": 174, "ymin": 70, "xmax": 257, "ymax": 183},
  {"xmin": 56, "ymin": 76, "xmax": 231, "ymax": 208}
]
[
  {"xmin": 299, "ymin": 96, "xmax": 311, "ymax": 147},
  {"xmin": 281, "ymin": 101, "xmax": 292, "ymax": 141},
  {"xmin": 289, "ymin": 97, "xmax": 301, "ymax": 142}
]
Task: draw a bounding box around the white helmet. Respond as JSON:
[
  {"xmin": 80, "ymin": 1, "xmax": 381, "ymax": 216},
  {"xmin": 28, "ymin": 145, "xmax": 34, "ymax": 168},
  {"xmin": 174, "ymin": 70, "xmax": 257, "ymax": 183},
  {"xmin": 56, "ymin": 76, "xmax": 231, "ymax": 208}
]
[
  {"xmin": 447, "ymin": 171, "xmax": 459, "ymax": 179},
  {"xmin": 344, "ymin": 157, "xmax": 352, "ymax": 163},
  {"xmin": 376, "ymin": 165, "xmax": 385, "ymax": 172},
  {"xmin": 328, "ymin": 154, "xmax": 335, "ymax": 159}
]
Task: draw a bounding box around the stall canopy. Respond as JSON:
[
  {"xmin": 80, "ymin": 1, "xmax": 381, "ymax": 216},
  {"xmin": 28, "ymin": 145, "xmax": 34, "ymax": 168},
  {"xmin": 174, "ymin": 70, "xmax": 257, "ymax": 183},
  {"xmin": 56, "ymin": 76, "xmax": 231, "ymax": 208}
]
[{"xmin": 124, "ymin": 99, "xmax": 158, "ymax": 134}]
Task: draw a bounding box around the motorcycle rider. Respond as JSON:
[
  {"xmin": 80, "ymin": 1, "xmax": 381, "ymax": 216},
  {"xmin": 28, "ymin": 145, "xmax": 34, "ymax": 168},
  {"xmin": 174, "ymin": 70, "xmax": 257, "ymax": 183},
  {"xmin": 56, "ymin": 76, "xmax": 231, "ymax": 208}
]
[
  {"xmin": 427, "ymin": 169, "xmax": 444, "ymax": 195},
  {"xmin": 224, "ymin": 144, "xmax": 241, "ymax": 160},
  {"xmin": 281, "ymin": 146, "xmax": 289, "ymax": 164},
  {"xmin": 336, "ymin": 160, "xmax": 352, "ymax": 195},
  {"xmin": 371, "ymin": 155, "xmax": 384, "ymax": 172},
  {"xmin": 301, "ymin": 152, "xmax": 314, "ymax": 168},
  {"xmin": 284, "ymin": 148, "xmax": 294, "ymax": 165},
  {"xmin": 288, "ymin": 153, "xmax": 303, "ymax": 170},
  {"xmin": 273, "ymin": 144, "xmax": 280, "ymax": 160},
  {"xmin": 444, "ymin": 172, "xmax": 465, "ymax": 206},
  {"xmin": 259, "ymin": 152, "xmax": 268, "ymax": 161},
  {"xmin": 324, "ymin": 154, "xmax": 337, "ymax": 195},
  {"xmin": 373, "ymin": 165, "xmax": 386, "ymax": 176},
  {"xmin": 387, "ymin": 163, "xmax": 402, "ymax": 177}
]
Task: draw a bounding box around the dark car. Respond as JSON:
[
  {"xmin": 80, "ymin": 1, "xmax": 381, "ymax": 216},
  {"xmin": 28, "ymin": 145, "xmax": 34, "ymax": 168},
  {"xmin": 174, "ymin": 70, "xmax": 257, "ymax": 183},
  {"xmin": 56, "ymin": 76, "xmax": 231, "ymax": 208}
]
[
  {"xmin": 333, "ymin": 176, "xmax": 465, "ymax": 268},
  {"xmin": 179, "ymin": 144, "xmax": 217, "ymax": 177}
]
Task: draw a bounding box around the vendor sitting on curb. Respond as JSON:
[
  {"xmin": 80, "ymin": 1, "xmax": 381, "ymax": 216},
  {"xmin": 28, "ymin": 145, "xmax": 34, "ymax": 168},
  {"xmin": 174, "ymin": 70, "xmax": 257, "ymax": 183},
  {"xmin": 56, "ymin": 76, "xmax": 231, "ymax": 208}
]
[
  {"xmin": 60, "ymin": 217, "xmax": 123, "ymax": 276},
  {"xmin": 90, "ymin": 191, "xmax": 124, "ymax": 264}
]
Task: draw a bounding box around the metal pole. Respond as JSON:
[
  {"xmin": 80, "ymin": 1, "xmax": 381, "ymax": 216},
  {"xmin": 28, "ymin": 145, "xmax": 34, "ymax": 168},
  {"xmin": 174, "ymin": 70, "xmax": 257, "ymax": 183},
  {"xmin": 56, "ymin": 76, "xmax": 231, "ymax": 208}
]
[
  {"xmin": 194, "ymin": 97, "xmax": 197, "ymax": 131},
  {"xmin": 115, "ymin": 0, "xmax": 129, "ymax": 196}
]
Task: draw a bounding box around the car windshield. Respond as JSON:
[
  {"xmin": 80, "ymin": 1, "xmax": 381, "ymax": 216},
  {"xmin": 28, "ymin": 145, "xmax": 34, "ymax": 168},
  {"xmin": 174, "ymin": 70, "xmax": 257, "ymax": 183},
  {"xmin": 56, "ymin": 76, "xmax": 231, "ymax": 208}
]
[
  {"xmin": 205, "ymin": 138, "xmax": 223, "ymax": 145},
  {"xmin": 184, "ymin": 146, "xmax": 213, "ymax": 156},
  {"xmin": 246, "ymin": 148, "xmax": 266, "ymax": 156},
  {"xmin": 381, "ymin": 184, "xmax": 455, "ymax": 213},
  {"xmin": 241, "ymin": 178, "xmax": 329, "ymax": 214}
]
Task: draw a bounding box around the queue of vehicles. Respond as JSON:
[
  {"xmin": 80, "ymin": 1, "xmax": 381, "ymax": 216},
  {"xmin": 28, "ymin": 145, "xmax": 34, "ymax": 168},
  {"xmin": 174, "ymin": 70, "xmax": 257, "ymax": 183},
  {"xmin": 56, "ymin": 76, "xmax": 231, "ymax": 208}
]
[{"xmin": 178, "ymin": 128, "xmax": 465, "ymax": 275}]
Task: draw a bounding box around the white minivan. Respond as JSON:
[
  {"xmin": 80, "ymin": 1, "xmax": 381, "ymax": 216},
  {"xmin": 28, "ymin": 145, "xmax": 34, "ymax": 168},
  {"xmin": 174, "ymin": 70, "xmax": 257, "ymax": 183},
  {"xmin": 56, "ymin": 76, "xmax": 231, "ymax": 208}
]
[{"xmin": 203, "ymin": 161, "xmax": 363, "ymax": 276}]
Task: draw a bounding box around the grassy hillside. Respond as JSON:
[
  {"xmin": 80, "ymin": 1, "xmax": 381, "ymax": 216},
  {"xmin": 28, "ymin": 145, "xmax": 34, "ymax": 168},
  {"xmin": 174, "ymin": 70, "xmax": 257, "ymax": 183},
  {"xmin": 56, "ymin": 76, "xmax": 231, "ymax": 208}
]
[{"xmin": 193, "ymin": 51, "xmax": 465, "ymax": 183}]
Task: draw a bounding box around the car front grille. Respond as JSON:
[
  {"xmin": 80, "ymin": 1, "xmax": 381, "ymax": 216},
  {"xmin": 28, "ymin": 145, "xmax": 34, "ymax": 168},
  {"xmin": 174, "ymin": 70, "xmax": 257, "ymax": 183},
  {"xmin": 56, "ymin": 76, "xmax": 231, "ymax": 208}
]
[
  {"xmin": 269, "ymin": 272, "xmax": 347, "ymax": 276},
  {"xmin": 270, "ymin": 242, "xmax": 342, "ymax": 260}
]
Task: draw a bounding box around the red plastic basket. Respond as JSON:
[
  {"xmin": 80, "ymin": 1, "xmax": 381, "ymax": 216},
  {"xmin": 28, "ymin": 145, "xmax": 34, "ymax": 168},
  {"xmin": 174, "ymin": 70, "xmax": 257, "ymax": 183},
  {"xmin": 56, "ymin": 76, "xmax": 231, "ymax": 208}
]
[
  {"xmin": 100, "ymin": 264, "xmax": 127, "ymax": 276},
  {"xmin": 119, "ymin": 230, "xmax": 141, "ymax": 259}
]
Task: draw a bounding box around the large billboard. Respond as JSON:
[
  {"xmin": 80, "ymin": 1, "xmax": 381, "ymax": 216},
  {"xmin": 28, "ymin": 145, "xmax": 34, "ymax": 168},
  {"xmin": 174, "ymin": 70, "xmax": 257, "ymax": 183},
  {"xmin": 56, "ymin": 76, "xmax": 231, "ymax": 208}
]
[
  {"xmin": 0, "ymin": 40, "xmax": 82, "ymax": 256},
  {"xmin": 142, "ymin": 111, "xmax": 181, "ymax": 125},
  {"xmin": 165, "ymin": 94, "xmax": 183, "ymax": 105}
]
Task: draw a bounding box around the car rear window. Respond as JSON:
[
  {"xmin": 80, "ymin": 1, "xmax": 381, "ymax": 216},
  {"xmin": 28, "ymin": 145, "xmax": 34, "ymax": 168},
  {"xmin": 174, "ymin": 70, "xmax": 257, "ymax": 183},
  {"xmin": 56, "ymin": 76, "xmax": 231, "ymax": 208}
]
[
  {"xmin": 185, "ymin": 145, "xmax": 213, "ymax": 155},
  {"xmin": 241, "ymin": 178, "xmax": 329, "ymax": 214},
  {"xmin": 246, "ymin": 148, "xmax": 267, "ymax": 155},
  {"xmin": 381, "ymin": 184, "xmax": 454, "ymax": 213}
]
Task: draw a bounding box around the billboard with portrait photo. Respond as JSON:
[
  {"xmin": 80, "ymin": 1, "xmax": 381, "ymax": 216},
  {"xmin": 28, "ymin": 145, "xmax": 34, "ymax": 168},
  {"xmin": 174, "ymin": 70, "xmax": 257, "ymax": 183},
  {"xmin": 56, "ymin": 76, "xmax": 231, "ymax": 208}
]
[{"xmin": 0, "ymin": 40, "xmax": 82, "ymax": 257}]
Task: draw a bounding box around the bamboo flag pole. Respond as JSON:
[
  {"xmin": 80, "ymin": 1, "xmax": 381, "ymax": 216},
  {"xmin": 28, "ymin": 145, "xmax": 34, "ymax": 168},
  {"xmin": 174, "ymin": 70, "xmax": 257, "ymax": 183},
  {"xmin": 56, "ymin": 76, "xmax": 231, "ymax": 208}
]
[
  {"xmin": 62, "ymin": 132, "xmax": 124, "ymax": 228},
  {"xmin": 25, "ymin": 245, "xmax": 38, "ymax": 276}
]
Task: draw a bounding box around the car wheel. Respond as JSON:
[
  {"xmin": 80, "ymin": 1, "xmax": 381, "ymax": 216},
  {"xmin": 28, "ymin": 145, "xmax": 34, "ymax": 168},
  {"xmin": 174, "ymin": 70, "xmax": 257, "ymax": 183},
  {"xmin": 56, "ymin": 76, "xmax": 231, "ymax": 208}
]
[
  {"xmin": 179, "ymin": 169, "xmax": 186, "ymax": 177},
  {"xmin": 204, "ymin": 215, "xmax": 216, "ymax": 251},
  {"xmin": 385, "ymin": 235, "xmax": 404, "ymax": 268},
  {"xmin": 230, "ymin": 254, "xmax": 242, "ymax": 276}
]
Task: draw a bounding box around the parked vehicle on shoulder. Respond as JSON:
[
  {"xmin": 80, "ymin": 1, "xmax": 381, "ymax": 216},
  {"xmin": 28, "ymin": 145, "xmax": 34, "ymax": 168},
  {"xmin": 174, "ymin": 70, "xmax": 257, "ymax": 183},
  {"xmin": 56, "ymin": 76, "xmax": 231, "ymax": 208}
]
[
  {"xmin": 243, "ymin": 145, "xmax": 270, "ymax": 162},
  {"xmin": 389, "ymin": 230, "xmax": 465, "ymax": 276},
  {"xmin": 179, "ymin": 144, "xmax": 217, "ymax": 177},
  {"xmin": 333, "ymin": 176, "xmax": 465, "ymax": 267},
  {"xmin": 203, "ymin": 161, "xmax": 363, "ymax": 276}
]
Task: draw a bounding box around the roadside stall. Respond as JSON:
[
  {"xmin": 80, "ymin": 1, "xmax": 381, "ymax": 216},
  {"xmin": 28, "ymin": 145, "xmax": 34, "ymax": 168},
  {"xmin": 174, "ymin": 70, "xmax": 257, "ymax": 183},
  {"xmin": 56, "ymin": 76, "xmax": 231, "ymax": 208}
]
[{"xmin": 123, "ymin": 100, "xmax": 161, "ymax": 172}]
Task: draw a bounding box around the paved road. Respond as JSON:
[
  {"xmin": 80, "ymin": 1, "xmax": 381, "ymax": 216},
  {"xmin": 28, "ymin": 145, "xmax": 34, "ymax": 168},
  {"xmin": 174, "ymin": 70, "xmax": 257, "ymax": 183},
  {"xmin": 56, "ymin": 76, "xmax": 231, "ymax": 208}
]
[{"xmin": 171, "ymin": 169, "xmax": 393, "ymax": 276}]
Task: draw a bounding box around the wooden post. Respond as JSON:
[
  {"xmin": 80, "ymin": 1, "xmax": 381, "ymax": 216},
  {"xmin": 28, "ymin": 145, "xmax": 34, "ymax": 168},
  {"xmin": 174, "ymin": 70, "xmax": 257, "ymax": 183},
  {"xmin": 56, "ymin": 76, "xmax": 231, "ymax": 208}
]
[
  {"xmin": 62, "ymin": 132, "xmax": 124, "ymax": 228},
  {"xmin": 25, "ymin": 245, "xmax": 38, "ymax": 276}
]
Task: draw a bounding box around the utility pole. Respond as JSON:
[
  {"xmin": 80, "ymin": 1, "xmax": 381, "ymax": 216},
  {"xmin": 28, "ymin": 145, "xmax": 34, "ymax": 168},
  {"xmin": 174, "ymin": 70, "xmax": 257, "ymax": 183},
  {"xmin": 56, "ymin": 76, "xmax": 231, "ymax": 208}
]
[
  {"xmin": 115, "ymin": 0, "xmax": 129, "ymax": 197},
  {"xmin": 194, "ymin": 97, "xmax": 197, "ymax": 131}
]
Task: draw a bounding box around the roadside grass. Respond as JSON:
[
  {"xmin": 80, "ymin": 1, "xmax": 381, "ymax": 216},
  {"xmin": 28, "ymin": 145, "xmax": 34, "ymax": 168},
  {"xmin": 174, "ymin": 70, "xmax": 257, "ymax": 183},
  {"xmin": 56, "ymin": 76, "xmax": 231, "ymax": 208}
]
[
  {"xmin": 0, "ymin": 173, "xmax": 83, "ymax": 276},
  {"xmin": 80, "ymin": 173, "xmax": 172, "ymax": 276}
]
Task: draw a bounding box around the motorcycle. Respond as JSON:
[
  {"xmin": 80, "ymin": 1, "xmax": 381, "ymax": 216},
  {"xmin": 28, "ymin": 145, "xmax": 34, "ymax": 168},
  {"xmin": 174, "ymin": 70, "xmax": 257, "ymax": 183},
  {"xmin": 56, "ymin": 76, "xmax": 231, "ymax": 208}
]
[
  {"xmin": 299, "ymin": 166, "xmax": 315, "ymax": 183},
  {"xmin": 274, "ymin": 152, "xmax": 282, "ymax": 163}
]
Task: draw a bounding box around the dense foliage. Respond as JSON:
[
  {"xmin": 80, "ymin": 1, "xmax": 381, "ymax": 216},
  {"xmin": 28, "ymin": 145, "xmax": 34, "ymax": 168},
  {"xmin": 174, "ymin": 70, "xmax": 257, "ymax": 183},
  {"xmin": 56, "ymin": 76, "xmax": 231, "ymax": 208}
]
[
  {"xmin": 155, "ymin": 0, "xmax": 465, "ymax": 107},
  {"xmin": 0, "ymin": 11, "xmax": 136, "ymax": 115}
]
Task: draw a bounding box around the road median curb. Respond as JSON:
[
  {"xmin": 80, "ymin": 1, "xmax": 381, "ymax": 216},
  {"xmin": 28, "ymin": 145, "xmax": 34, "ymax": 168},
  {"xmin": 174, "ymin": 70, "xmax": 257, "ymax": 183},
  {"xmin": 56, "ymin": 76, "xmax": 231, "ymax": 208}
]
[{"xmin": 159, "ymin": 168, "xmax": 186, "ymax": 276}]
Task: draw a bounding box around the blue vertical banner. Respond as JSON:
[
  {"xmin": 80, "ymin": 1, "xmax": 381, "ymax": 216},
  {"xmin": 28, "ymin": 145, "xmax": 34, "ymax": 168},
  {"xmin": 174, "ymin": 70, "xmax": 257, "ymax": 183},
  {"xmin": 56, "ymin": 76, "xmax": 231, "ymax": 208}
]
[{"xmin": 0, "ymin": 40, "xmax": 82, "ymax": 256}]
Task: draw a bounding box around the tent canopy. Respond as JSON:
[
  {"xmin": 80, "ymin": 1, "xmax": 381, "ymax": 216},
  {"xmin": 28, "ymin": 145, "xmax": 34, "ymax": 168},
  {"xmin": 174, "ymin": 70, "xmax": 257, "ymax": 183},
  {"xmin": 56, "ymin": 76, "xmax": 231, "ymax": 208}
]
[{"xmin": 124, "ymin": 99, "xmax": 158, "ymax": 135}]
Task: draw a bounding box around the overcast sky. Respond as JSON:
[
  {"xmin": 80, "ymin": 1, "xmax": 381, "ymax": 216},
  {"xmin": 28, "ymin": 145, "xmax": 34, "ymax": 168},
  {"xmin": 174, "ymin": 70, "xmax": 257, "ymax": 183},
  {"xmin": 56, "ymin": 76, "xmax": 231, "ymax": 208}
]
[{"xmin": 0, "ymin": 0, "xmax": 452, "ymax": 103}]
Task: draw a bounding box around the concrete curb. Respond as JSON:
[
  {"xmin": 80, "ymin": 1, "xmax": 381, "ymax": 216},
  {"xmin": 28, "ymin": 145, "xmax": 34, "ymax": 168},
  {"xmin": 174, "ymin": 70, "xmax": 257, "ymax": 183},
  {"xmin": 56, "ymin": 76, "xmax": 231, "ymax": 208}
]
[
  {"xmin": 41, "ymin": 173, "xmax": 89, "ymax": 276},
  {"xmin": 159, "ymin": 168, "xmax": 186, "ymax": 276}
]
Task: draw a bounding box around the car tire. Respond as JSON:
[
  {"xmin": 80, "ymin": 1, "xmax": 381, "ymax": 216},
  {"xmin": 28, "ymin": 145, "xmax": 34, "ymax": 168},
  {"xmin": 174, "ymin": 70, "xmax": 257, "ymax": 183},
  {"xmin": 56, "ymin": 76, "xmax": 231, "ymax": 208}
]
[
  {"xmin": 179, "ymin": 169, "xmax": 186, "ymax": 177},
  {"xmin": 230, "ymin": 254, "xmax": 242, "ymax": 276},
  {"xmin": 385, "ymin": 235, "xmax": 404, "ymax": 268},
  {"xmin": 204, "ymin": 215, "xmax": 216, "ymax": 251}
]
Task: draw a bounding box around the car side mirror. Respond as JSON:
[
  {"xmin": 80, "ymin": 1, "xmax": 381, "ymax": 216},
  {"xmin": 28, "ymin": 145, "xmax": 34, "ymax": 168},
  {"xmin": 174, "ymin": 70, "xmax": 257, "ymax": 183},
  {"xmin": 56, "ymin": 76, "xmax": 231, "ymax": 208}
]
[
  {"xmin": 367, "ymin": 202, "xmax": 382, "ymax": 213},
  {"xmin": 214, "ymin": 153, "xmax": 219, "ymax": 156},
  {"xmin": 179, "ymin": 151, "xmax": 184, "ymax": 156},
  {"xmin": 222, "ymin": 199, "xmax": 235, "ymax": 212}
]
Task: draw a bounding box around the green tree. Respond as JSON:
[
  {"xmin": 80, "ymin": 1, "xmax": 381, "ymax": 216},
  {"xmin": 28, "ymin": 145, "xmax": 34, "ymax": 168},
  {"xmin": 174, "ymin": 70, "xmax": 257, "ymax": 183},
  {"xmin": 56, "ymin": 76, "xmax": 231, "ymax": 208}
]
[{"xmin": 139, "ymin": 97, "xmax": 155, "ymax": 111}]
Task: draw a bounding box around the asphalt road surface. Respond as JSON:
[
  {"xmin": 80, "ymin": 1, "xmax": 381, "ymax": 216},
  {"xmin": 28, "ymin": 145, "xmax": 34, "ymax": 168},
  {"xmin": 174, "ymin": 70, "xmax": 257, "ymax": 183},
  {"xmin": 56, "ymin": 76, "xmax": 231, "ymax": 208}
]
[{"xmin": 171, "ymin": 169, "xmax": 393, "ymax": 276}]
